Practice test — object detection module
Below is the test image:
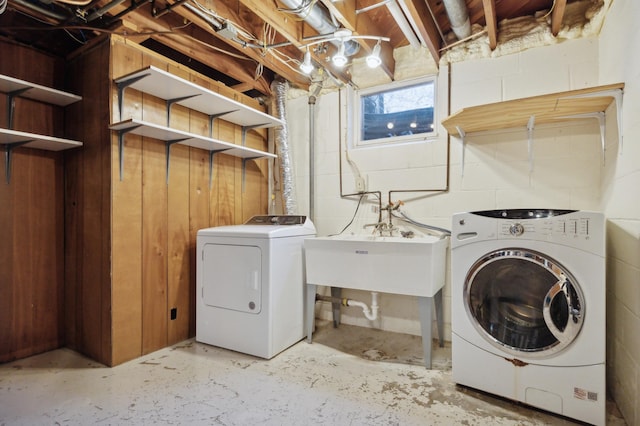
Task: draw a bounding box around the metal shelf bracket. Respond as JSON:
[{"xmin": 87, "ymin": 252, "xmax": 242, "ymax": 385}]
[
  {"xmin": 242, "ymin": 156, "xmax": 261, "ymax": 192},
  {"xmin": 116, "ymin": 124, "xmax": 142, "ymax": 181},
  {"xmin": 456, "ymin": 126, "xmax": 466, "ymax": 177},
  {"xmin": 165, "ymin": 138, "xmax": 190, "ymax": 184},
  {"xmin": 4, "ymin": 140, "xmax": 32, "ymax": 184},
  {"xmin": 116, "ymin": 74, "xmax": 149, "ymax": 121},
  {"xmin": 242, "ymin": 123, "xmax": 269, "ymax": 146},
  {"xmin": 207, "ymin": 148, "xmax": 231, "ymax": 189},
  {"xmin": 527, "ymin": 115, "xmax": 535, "ymax": 173},
  {"xmin": 560, "ymin": 88, "xmax": 623, "ymax": 155}
]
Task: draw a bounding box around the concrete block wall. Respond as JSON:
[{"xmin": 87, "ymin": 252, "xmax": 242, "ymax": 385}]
[
  {"xmin": 288, "ymin": 35, "xmax": 604, "ymax": 339},
  {"xmin": 599, "ymin": 0, "xmax": 640, "ymax": 424},
  {"xmin": 288, "ymin": 22, "xmax": 640, "ymax": 424}
]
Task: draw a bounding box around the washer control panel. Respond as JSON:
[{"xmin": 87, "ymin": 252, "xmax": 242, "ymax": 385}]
[
  {"xmin": 245, "ymin": 215, "xmax": 307, "ymax": 226},
  {"xmin": 498, "ymin": 216, "xmax": 593, "ymax": 239},
  {"xmin": 453, "ymin": 210, "xmax": 604, "ymax": 255}
]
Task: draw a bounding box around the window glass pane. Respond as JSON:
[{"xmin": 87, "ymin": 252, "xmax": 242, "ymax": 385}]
[{"xmin": 360, "ymin": 81, "xmax": 434, "ymax": 142}]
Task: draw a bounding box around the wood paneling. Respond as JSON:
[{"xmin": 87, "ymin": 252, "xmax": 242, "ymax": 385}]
[
  {"xmin": 0, "ymin": 40, "xmax": 66, "ymax": 363},
  {"xmin": 65, "ymin": 38, "xmax": 113, "ymax": 364},
  {"xmin": 109, "ymin": 39, "xmax": 143, "ymax": 365},
  {"xmin": 2, "ymin": 35, "xmax": 271, "ymax": 366}
]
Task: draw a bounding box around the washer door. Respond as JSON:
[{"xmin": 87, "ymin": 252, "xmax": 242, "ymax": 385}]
[{"xmin": 465, "ymin": 248, "xmax": 585, "ymax": 358}]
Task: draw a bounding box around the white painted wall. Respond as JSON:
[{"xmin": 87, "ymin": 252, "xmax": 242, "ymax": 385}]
[
  {"xmin": 286, "ymin": 9, "xmax": 637, "ymax": 423},
  {"xmin": 598, "ymin": 1, "xmax": 640, "ymax": 424}
]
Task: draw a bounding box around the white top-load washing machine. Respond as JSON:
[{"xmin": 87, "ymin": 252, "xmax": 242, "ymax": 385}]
[
  {"xmin": 451, "ymin": 209, "xmax": 605, "ymax": 425},
  {"xmin": 196, "ymin": 215, "xmax": 316, "ymax": 359}
]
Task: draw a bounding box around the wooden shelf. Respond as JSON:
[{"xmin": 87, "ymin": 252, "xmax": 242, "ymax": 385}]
[
  {"xmin": 0, "ymin": 74, "xmax": 82, "ymax": 107},
  {"xmin": 442, "ymin": 83, "xmax": 624, "ymax": 136},
  {"xmin": 442, "ymin": 83, "xmax": 624, "ymax": 175},
  {"xmin": 112, "ymin": 66, "xmax": 280, "ymax": 184},
  {"xmin": 0, "ymin": 128, "xmax": 83, "ymax": 151},
  {"xmin": 1, "ymin": 74, "xmax": 83, "ymax": 183},
  {"xmin": 110, "ymin": 118, "xmax": 275, "ymax": 185},
  {"xmin": 110, "ymin": 119, "xmax": 276, "ymax": 160},
  {"xmin": 114, "ymin": 66, "xmax": 283, "ymax": 128}
]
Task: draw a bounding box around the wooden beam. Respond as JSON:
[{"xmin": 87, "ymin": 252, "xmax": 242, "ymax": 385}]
[
  {"xmin": 109, "ymin": 1, "xmax": 310, "ymax": 92},
  {"xmin": 396, "ymin": 0, "xmax": 441, "ymax": 64},
  {"xmin": 551, "ymin": 0, "xmax": 568, "ymax": 36},
  {"xmin": 481, "ymin": 0, "xmax": 497, "ymax": 50}
]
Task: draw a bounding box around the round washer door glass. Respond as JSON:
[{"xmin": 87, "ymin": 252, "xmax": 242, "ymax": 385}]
[{"xmin": 464, "ymin": 248, "xmax": 585, "ymax": 357}]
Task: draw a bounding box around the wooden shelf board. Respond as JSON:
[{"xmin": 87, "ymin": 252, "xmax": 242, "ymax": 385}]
[
  {"xmin": 109, "ymin": 118, "xmax": 276, "ymax": 160},
  {"xmin": 114, "ymin": 66, "xmax": 283, "ymax": 128},
  {"xmin": 442, "ymin": 83, "xmax": 624, "ymax": 136},
  {"xmin": 0, "ymin": 74, "xmax": 82, "ymax": 106},
  {"xmin": 0, "ymin": 128, "xmax": 83, "ymax": 151}
]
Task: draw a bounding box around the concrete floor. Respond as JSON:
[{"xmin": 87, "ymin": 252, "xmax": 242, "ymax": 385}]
[{"xmin": 0, "ymin": 321, "xmax": 627, "ymax": 425}]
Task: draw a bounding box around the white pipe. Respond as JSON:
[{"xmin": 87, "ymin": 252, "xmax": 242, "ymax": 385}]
[
  {"xmin": 385, "ymin": 1, "xmax": 422, "ymax": 48},
  {"xmin": 346, "ymin": 292, "xmax": 379, "ymax": 321}
]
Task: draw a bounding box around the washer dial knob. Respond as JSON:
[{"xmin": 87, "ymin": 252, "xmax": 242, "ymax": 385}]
[{"xmin": 509, "ymin": 223, "xmax": 525, "ymax": 236}]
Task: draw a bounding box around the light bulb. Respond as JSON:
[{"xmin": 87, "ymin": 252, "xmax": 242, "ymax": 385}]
[
  {"xmin": 300, "ymin": 50, "xmax": 314, "ymax": 74},
  {"xmin": 366, "ymin": 42, "xmax": 382, "ymax": 68},
  {"xmin": 332, "ymin": 42, "xmax": 347, "ymax": 67}
]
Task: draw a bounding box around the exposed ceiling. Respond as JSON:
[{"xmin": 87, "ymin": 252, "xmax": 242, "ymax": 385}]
[{"xmin": 0, "ymin": 0, "xmax": 588, "ymax": 97}]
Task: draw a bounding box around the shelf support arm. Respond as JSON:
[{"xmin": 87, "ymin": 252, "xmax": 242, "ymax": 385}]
[
  {"xmin": 6, "ymin": 88, "xmax": 29, "ymax": 129},
  {"xmin": 560, "ymin": 88, "xmax": 623, "ymax": 154},
  {"xmin": 207, "ymin": 112, "xmax": 234, "ymax": 138},
  {"xmin": 165, "ymin": 138, "xmax": 190, "ymax": 184},
  {"xmin": 207, "ymin": 148, "xmax": 231, "ymax": 189},
  {"xmin": 116, "ymin": 124, "xmax": 142, "ymax": 181},
  {"xmin": 242, "ymin": 123, "xmax": 269, "ymax": 147},
  {"xmin": 165, "ymin": 95, "xmax": 200, "ymax": 127},
  {"xmin": 242, "ymin": 156, "xmax": 261, "ymax": 192},
  {"xmin": 527, "ymin": 115, "xmax": 535, "ymax": 173},
  {"xmin": 4, "ymin": 141, "xmax": 32, "ymax": 184},
  {"xmin": 557, "ymin": 112, "xmax": 606, "ymax": 165},
  {"xmin": 456, "ymin": 126, "xmax": 466, "ymax": 177},
  {"xmin": 116, "ymin": 74, "xmax": 149, "ymax": 121}
]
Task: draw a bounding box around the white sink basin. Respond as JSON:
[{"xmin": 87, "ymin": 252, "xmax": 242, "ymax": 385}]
[{"xmin": 304, "ymin": 234, "xmax": 448, "ymax": 297}]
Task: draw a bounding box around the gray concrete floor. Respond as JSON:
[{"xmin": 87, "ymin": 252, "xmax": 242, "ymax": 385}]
[{"xmin": 0, "ymin": 321, "xmax": 627, "ymax": 425}]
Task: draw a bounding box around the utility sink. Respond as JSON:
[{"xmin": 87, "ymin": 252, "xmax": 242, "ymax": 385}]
[{"xmin": 304, "ymin": 234, "xmax": 448, "ymax": 297}]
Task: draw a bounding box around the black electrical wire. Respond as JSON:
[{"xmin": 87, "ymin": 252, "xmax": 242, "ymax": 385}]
[{"xmin": 330, "ymin": 193, "xmax": 367, "ymax": 236}]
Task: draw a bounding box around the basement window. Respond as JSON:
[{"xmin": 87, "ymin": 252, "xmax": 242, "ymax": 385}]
[{"xmin": 354, "ymin": 77, "xmax": 436, "ymax": 147}]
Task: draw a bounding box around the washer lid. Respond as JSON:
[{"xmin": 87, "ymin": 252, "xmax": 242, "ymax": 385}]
[{"xmin": 197, "ymin": 215, "xmax": 316, "ymax": 238}]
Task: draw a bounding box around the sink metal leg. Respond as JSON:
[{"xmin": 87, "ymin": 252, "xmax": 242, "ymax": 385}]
[
  {"xmin": 306, "ymin": 284, "xmax": 317, "ymax": 343},
  {"xmin": 418, "ymin": 289, "xmax": 445, "ymax": 368},
  {"xmin": 418, "ymin": 296, "xmax": 433, "ymax": 369},
  {"xmin": 434, "ymin": 289, "xmax": 444, "ymax": 347},
  {"xmin": 331, "ymin": 287, "xmax": 342, "ymax": 327}
]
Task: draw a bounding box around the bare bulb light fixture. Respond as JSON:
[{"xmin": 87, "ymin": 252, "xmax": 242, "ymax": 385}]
[
  {"xmin": 300, "ymin": 49, "xmax": 314, "ymax": 74},
  {"xmin": 292, "ymin": 29, "xmax": 390, "ymax": 76},
  {"xmin": 366, "ymin": 41, "xmax": 382, "ymax": 68},
  {"xmin": 332, "ymin": 42, "xmax": 348, "ymax": 67}
]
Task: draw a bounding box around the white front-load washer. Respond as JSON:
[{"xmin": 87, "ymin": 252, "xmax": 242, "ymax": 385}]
[
  {"xmin": 451, "ymin": 209, "xmax": 605, "ymax": 425},
  {"xmin": 196, "ymin": 215, "xmax": 316, "ymax": 359}
]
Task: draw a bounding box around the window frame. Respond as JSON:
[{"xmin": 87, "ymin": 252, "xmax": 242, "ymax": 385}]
[{"xmin": 351, "ymin": 76, "xmax": 438, "ymax": 148}]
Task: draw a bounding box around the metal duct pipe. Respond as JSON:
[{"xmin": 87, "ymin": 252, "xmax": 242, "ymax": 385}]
[
  {"xmin": 277, "ymin": 0, "xmax": 360, "ymax": 56},
  {"xmin": 442, "ymin": 0, "xmax": 471, "ymax": 40},
  {"xmin": 11, "ymin": 0, "xmax": 69, "ymax": 20},
  {"xmin": 271, "ymin": 78, "xmax": 298, "ymax": 215},
  {"xmin": 86, "ymin": 0, "xmax": 127, "ymax": 21}
]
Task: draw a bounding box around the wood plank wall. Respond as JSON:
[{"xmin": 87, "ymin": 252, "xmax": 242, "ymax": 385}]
[
  {"xmin": 64, "ymin": 35, "xmax": 271, "ymax": 366},
  {"xmin": 0, "ymin": 40, "xmax": 67, "ymax": 363}
]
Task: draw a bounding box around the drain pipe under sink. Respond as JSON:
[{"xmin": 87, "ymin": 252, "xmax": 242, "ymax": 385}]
[{"xmin": 316, "ymin": 292, "xmax": 379, "ymax": 321}]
